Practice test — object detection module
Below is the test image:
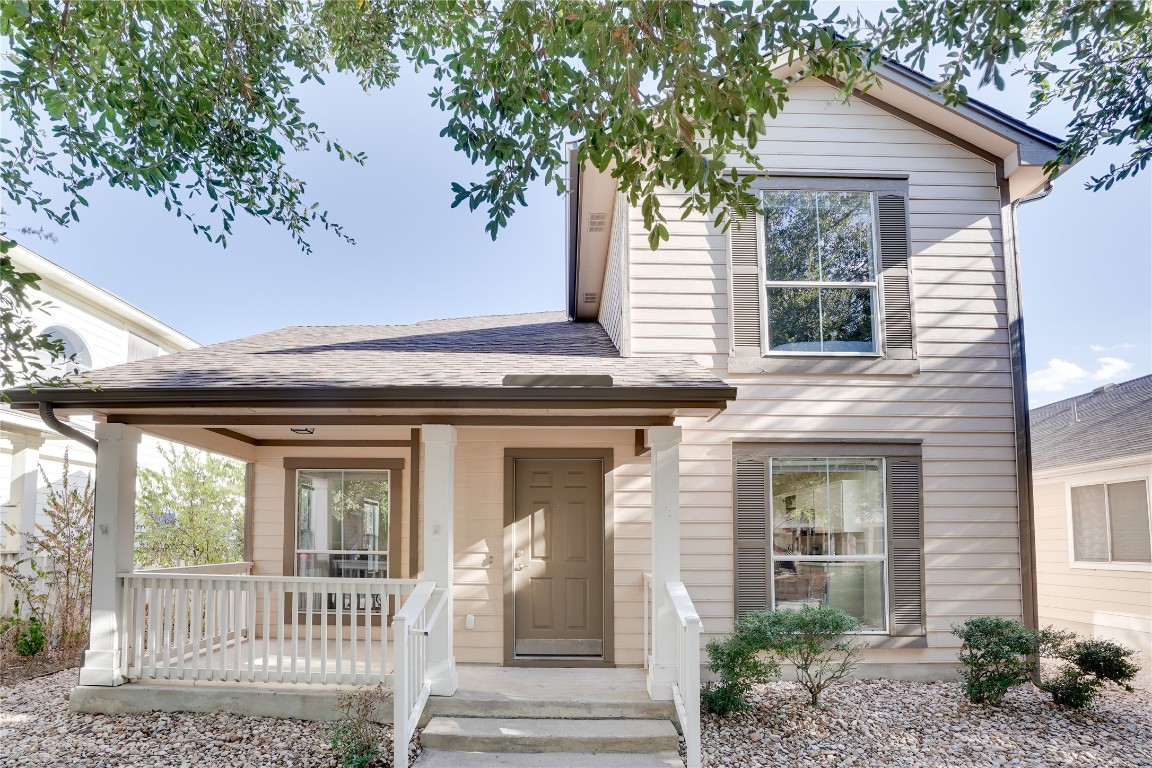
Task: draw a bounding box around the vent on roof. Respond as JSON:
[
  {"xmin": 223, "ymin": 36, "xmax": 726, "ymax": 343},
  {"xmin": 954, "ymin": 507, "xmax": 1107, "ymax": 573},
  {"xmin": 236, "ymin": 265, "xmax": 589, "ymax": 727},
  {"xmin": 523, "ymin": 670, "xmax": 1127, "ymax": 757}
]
[
  {"xmin": 583, "ymin": 292, "xmax": 598, "ymax": 303},
  {"xmin": 587, "ymin": 212, "xmax": 608, "ymax": 232},
  {"xmin": 502, "ymin": 374, "xmax": 614, "ymax": 387}
]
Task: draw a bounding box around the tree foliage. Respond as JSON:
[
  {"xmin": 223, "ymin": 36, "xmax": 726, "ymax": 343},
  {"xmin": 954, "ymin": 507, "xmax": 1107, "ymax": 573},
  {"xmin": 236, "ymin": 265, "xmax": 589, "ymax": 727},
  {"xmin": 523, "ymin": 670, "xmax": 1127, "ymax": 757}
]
[
  {"xmin": 2, "ymin": 0, "xmax": 1149, "ymax": 387},
  {"xmin": 135, "ymin": 443, "xmax": 246, "ymax": 568},
  {"xmin": 859, "ymin": 0, "xmax": 1152, "ymax": 189}
]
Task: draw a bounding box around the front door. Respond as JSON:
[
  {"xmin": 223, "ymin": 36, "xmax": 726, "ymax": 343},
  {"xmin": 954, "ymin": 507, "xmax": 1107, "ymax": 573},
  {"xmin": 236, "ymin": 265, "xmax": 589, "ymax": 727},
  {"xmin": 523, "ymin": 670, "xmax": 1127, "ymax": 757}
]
[{"xmin": 512, "ymin": 458, "xmax": 604, "ymax": 657}]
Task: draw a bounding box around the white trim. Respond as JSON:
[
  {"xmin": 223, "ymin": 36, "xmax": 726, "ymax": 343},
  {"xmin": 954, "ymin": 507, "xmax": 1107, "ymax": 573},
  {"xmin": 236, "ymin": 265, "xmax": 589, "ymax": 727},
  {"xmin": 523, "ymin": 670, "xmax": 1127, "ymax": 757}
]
[{"xmin": 1063, "ymin": 475, "xmax": 1152, "ymax": 570}]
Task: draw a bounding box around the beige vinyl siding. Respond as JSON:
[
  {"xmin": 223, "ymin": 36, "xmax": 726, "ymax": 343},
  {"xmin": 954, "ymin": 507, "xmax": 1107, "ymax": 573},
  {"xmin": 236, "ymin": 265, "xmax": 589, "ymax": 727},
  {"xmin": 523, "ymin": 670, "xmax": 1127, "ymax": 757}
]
[
  {"xmin": 1035, "ymin": 461, "xmax": 1152, "ymax": 655},
  {"xmin": 624, "ymin": 78, "xmax": 1021, "ymax": 662},
  {"xmin": 597, "ymin": 193, "xmax": 630, "ymax": 355},
  {"xmin": 451, "ymin": 428, "xmax": 642, "ymax": 665}
]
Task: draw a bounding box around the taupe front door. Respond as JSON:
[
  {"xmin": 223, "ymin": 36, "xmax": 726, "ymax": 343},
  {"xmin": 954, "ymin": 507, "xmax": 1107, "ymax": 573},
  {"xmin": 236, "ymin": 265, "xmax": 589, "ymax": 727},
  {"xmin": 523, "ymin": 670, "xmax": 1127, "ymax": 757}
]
[{"xmin": 512, "ymin": 458, "xmax": 604, "ymax": 656}]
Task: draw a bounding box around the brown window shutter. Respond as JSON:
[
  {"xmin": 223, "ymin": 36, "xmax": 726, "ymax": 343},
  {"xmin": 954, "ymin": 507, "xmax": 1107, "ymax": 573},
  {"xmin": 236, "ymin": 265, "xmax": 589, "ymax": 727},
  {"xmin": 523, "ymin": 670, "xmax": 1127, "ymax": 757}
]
[
  {"xmin": 888, "ymin": 457, "xmax": 926, "ymax": 636},
  {"xmin": 878, "ymin": 194, "xmax": 915, "ymax": 360},
  {"xmin": 729, "ymin": 206, "xmax": 763, "ymax": 357},
  {"xmin": 735, "ymin": 458, "xmax": 769, "ymax": 619}
]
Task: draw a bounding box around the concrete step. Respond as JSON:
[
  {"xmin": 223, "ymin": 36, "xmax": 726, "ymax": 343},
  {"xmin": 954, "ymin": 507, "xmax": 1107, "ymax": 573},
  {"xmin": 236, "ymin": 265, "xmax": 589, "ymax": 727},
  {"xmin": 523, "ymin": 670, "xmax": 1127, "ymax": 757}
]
[
  {"xmin": 427, "ymin": 695, "xmax": 675, "ymax": 721},
  {"xmin": 420, "ymin": 716, "xmax": 681, "ymax": 754},
  {"xmin": 417, "ymin": 749, "xmax": 684, "ymax": 767}
]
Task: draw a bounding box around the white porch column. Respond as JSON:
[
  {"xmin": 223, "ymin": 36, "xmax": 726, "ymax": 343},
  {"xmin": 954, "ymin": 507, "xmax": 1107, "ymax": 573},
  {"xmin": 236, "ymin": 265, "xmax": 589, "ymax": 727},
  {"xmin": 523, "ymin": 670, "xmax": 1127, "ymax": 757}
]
[
  {"xmin": 3, "ymin": 433, "xmax": 44, "ymax": 553},
  {"xmin": 647, "ymin": 425, "xmax": 682, "ymax": 700},
  {"xmin": 78, "ymin": 423, "xmax": 140, "ymax": 687},
  {"xmin": 421, "ymin": 424, "xmax": 458, "ymax": 695}
]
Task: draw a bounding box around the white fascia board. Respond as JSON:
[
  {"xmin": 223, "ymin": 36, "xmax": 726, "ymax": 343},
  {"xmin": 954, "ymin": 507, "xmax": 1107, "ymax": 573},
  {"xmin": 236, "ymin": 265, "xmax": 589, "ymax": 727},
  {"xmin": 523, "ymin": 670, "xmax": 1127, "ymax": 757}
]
[{"xmin": 8, "ymin": 243, "xmax": 199, "ymax": 351}]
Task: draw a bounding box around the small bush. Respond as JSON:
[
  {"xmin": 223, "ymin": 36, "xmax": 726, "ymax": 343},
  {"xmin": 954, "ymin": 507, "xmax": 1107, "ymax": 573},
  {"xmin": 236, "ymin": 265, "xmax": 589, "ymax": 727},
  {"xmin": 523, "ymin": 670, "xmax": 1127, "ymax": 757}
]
[
  {"xmin": 329, "ymin": 684, "xmax": 389, "ymax": 767},
  {"xmin": 1, "ymin": 603, "xmax": 48, "ymax": 658},
  {"xmin": 952, "ymin": 617, "xmax": 1038, "ymax": 705},
  {"xmin": 745, "ymin": 605, "xmax": 866, "ymax": 707},
  {"xmin": 703, "ymin": 628, "xmax": 778, "ymax": 715},
  {"xmin": 1039, "ymin": 634, "xmax": 1139, "ymax": 710}
]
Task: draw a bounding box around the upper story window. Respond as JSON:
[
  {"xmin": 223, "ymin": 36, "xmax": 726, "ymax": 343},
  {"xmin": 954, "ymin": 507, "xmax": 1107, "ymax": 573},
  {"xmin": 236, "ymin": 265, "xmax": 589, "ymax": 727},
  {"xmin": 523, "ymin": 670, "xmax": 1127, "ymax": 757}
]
[
  {"xmin": 1070, "ymin": 480, "xmax": 1151, "ymax": 565},
  {"xmin": 729, "ymin": 177, "xmax": 915, "ymax": 374},
  {"xmin": 763, "ymin": 190, "xmax": 878, "ymax": 354},
  {"xmin": 40, "ymin": 325, "xmax": 92, "ymax": 375}
]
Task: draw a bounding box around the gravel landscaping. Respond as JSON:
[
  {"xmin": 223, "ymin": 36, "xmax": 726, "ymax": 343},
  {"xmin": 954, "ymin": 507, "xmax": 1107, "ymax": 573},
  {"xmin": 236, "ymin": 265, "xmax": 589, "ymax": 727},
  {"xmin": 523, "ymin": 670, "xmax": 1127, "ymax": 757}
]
[
  {"xmin": 0, "ymin": 668, "xmax": 416, "ymax": 768},
  {"xmin": 702, "ymin": 675, "xmax": 1152, "ymax": 768},
  {"xmin": 3, "ymin": 666, "xmax": 1150, "ymax": 767}
]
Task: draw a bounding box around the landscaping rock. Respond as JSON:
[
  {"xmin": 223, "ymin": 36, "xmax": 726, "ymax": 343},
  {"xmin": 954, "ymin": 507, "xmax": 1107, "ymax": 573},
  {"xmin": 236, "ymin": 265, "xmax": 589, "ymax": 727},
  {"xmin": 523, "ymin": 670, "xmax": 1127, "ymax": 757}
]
[{"xmin": 701, "ymin": 677, "xmax": 1152, "ymax": 768}]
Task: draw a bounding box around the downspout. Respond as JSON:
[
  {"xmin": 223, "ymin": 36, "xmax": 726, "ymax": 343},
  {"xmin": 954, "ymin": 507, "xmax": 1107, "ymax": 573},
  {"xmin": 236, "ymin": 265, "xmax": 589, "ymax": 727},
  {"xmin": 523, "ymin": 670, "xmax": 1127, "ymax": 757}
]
[
  {"xmin": 39, "ymin": 401, "xmax": 98, "ymax": 452},
  {"xmin": 1003, "ymin": 182, "xmax": 1052, "ymax": 635}
]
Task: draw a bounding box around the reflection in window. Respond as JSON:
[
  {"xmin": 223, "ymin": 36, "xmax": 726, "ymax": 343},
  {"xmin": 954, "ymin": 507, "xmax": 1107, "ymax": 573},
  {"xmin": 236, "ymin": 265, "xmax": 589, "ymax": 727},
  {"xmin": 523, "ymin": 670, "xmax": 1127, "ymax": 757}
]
[
  {"xmin": 771, "ymin": 458, "xmax": 887, "ymax": 630},
  {"xmin": 40, "ymin": 325, "xmax": 92, "ymax": 374},
  {"xmin": 763, "ymin": 190, "xmax": 878, "ymax": 353},
  {"xmin": 296, "ymin": 469, "xmax": 390, "ymax": 580}
]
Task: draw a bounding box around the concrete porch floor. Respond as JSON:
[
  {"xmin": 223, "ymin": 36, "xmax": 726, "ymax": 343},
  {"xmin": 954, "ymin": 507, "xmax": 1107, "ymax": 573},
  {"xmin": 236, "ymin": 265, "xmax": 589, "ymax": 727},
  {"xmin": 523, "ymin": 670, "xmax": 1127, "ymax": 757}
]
[{"xmin": 67, "ymin": 664, "xmax": 672, "ymax": 723}]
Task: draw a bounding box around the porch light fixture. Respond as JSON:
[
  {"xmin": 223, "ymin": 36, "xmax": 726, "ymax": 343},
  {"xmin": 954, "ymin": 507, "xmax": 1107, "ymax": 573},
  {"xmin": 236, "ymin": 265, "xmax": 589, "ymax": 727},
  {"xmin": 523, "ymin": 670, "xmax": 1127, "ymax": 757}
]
[{"xmin": 290, "ymin": 427, "xmax": 315, "ymax": 435}]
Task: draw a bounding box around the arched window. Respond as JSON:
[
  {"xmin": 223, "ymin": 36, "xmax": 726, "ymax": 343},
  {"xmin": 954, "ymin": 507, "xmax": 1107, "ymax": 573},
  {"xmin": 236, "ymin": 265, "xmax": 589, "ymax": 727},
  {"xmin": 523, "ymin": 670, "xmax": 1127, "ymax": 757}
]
[{"xmin": 40, "ymin": 325, "xmax": 92, "ymax": 373}]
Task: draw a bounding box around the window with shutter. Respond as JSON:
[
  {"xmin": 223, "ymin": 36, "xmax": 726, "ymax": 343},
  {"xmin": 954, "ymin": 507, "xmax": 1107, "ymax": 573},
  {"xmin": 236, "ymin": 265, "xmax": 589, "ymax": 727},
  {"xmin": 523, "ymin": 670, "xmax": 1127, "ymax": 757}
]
[
  {"xmin": 732, "ymin": 443, "xmax": 926, "ymax": 637},
  {"xmin": 728, "ymin": 177, "xmax": 917, "ymax": 374}
]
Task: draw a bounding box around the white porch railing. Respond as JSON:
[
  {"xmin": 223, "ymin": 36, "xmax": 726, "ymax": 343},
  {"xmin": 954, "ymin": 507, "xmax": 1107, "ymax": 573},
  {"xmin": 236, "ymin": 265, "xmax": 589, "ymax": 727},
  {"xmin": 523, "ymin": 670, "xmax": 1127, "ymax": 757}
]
[
  {"xmin": 391, "ymin": 581, "xmax": 449, "ymax": 768},
  {"xmin": 118, "ymin": 571, "xmax": 420, "ymax": 684},
  {"xmin": 133, "ymin": 561, "xmax": 253, "ymax": 575},
  {"xmin": 644, "ymin": 573, "xmax": 702, "ymax": 768}
]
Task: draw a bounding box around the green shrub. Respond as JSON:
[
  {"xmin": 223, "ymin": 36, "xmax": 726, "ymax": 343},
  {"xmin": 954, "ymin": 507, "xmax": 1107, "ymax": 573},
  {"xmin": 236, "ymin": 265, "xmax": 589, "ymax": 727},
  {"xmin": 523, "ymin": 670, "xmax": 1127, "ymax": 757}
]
[
  {"xmin": 329, "ymin": 684, "xmax": 389, "ymax": 767},
  {"xmin": 744, "ymin": 605, "xmax": 866, "ymax": 707},
  {"xmin": 952, "ymin": 617, "xmax": 1038, "ymax": 705},
  {"xmin": 702, "ymin": 628, "xmax": 778, "ymax": 715},
  {"xmin": 1, "ymin": 604, "xmax": 47, "ymax": 658},
  {"xmin": 1039, "ymin": 634, "xmax": 1139, "ymax": 710}
]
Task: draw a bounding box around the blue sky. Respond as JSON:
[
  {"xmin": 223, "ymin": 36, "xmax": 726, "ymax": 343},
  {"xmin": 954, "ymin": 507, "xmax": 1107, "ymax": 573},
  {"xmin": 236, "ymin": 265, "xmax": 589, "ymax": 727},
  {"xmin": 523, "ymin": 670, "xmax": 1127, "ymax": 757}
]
[{"xmin": 6, "ymin": 23, "xmax": 1150, "ymax": 408}]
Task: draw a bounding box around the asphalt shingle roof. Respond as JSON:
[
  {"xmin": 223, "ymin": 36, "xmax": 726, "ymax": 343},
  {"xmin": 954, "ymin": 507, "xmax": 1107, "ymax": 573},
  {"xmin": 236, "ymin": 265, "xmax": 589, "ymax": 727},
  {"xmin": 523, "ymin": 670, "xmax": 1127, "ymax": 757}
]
[
  {"xmin": 1030, "ymin": 375, "xmax": 1152, "ymax": 472},
  {"xmin": 21, "ymin": 313, "xmax": 730, "ymax": 402}
]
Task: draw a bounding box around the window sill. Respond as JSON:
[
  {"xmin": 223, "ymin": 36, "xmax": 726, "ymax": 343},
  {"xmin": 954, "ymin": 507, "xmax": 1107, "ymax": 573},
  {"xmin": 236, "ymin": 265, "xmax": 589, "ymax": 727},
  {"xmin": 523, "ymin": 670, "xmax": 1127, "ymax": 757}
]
[
  {"xmin": 1070, "ymin": 561, "xmax": 1152, "ymax": 573},
  {"xmin": 728, "ymin": 357, "xmax": 921, "ymax": 376}
]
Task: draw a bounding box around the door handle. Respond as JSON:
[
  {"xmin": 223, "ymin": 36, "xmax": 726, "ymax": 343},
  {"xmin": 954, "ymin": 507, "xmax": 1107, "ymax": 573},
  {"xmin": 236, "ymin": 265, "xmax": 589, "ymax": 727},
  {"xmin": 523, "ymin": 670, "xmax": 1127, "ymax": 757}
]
[{"xmin": 514, "ymin": 563, "xmax": 527, "ymax": 571}]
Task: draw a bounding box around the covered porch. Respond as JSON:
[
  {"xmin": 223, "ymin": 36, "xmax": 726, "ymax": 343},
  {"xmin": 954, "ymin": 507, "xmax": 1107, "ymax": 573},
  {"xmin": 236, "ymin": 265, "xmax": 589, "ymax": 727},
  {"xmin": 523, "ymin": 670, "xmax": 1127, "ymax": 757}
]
[
  {"xmin": 8, "ymin": 314, "xmax": 736, "ymax": 767},
  {"xmin": 76, "ymin": 419, "xmax": 706, "ymax": 767}
]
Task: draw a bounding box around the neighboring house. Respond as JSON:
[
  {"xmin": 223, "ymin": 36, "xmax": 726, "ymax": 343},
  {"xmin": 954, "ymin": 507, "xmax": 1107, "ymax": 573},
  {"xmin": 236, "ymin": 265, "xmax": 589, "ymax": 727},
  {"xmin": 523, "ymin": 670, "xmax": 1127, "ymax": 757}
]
[
  {"xmin": 4, "ymin": 64, "xmax": 1062, "ymax": 765},
  {"xmin": 1, "ymin": 243, "xmax": 198, "ymax": 610},
  {"xmin": 1032, "ymin": 376, "xmax": 1152, "ymax": 656}
]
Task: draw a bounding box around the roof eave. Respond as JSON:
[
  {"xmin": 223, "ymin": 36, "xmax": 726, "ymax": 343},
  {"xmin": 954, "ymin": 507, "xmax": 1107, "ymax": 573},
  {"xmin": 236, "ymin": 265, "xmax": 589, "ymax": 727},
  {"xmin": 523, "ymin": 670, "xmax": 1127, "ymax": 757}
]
[{"xmin": 5, "ymin": 384, "xmax": 739, "ymax": 411}]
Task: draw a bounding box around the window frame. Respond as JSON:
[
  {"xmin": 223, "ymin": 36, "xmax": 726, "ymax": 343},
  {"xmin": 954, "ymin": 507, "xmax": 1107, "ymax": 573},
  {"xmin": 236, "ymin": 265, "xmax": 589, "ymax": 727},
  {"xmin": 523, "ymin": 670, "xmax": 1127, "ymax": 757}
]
[
  {"xmin": 281, "ymin": 457, "xmax": 405, "ymax": 581},
  {"xmin": 1066, "ymin": 476, "xmax": 1152, "ymax": 570},
  {"xmin": 767, "ymin": 456, "xmax": 891, "ymax": 634},
  {"xmin": 733, "ymin": 440, "xmax": 926, "ymax": 643},
  {"xmin": 728, "ymin": 174, "xmax": 918, "ymax": 376},
  {"xmin": 759, "ymin": 189, "xmax": 883, "ymax": 358}
]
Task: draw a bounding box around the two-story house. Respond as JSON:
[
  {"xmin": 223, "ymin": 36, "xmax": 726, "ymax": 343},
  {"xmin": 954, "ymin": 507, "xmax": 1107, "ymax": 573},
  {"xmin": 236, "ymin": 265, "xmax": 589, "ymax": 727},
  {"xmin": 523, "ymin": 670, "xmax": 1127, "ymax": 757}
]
[
  {"xmin": 2, "ymin": 244, "xmax": 198, "ymax": 610},
  {"xmin": 4, "ymin": 64, "xmax": 1062, "ymax": 766}
]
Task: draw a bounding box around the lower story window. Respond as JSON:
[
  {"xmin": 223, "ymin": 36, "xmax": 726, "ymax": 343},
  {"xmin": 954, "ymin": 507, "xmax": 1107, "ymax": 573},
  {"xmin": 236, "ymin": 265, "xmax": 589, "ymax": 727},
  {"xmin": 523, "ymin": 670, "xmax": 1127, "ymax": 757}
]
[
  {"xmin": 296, "ymin": 469, "xmax": 390, "ymax": 579},
  {"xmin": 1071, "ymin": 480, "xmax": 1151, "ymax": 564},
  {"xmin": 770, "ymin": 457, "xmax": 887, "ymax": 631},
  {"xmin": 736, "ymin": 443, "xmax": 925, "ymax": 637}
]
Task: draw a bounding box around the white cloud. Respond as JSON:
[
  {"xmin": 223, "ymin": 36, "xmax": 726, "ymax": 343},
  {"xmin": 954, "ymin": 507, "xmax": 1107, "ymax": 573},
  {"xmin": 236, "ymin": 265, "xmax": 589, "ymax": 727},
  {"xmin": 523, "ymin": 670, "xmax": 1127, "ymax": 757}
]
[
  {"xmin": 1029, "ymin": 358, "xmax": 1088, "ymax": 393},
  {"xmin": 1089, "ymin": 343, "xmax": 1137, "ymax": 352},
  {"xmin": 1028, "ymin": 356, "xmax": 1134, "ymax": 395},
  {"xmin": 1091, "ymin": 356, "xmax": 1132, "ymax": 382}
]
